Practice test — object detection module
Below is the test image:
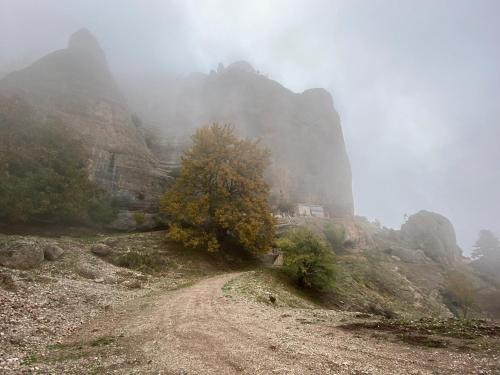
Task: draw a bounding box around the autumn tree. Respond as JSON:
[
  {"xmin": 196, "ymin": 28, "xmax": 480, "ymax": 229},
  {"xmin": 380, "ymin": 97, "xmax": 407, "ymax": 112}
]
[{"xmin": 160, "ymin": 123, "xmax": 275, "ymax": 253}]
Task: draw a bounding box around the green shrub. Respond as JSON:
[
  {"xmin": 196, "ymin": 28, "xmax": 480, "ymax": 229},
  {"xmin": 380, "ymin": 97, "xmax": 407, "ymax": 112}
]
[
  {"xmin": 133, "ymin": 212, "xmax": 146, "ymax": 226},
  {"xmin": 323, "ymin": 223, "xmax": 346, "ymax": 251},
  {"xmin": 278, "ymin": 228, "xmax": 336, "ymax": 291},
  {"xmin": 0, "ymin": 96, "xmax": 116, "ymax": 225},
  {"xmin": 88, "ymin": 192, "xmax": 118, "ymax": 225},
  {"xmin": 113, "ymin": 250, "xmax": 169, "ymax": 273}
]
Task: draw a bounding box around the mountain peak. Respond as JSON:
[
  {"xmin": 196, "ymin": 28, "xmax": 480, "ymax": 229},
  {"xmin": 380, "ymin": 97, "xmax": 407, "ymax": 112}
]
[{"xmin": 68, "ymin": 28, "xmax": 104, "ymax": 59}]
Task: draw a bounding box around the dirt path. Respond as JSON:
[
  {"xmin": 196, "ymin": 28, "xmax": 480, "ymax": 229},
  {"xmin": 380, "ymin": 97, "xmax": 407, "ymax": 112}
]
[{"xmin": 75, "ymin": 273, "xmax": 498, "ymax": 374}]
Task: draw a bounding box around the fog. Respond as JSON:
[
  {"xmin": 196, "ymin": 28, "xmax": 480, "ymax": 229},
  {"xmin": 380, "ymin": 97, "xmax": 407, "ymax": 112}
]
[{"xmin": 1, "ymin": 0, "xmax": 499, "ymax": 252}]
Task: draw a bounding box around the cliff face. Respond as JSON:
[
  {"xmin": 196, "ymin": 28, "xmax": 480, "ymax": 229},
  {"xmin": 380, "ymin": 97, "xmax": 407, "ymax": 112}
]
[
  {"xmin": 125, "ymin": 61, "xmax": 354, "ymax": 217},
  {"xmin": 0, "ymin": 31, "xmax": 353, "ymax": 217},
  {"xmin": 0, "ymin": 29, "xmax": 168, "ymax": 212}
]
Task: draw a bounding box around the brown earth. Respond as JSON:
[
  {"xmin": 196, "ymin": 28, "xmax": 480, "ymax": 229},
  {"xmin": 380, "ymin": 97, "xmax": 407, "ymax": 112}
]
[
  {"xmin": 45, "ymin": 273, "xmax": 499, "ymax": 374},
  {"xmin": 1, "ymin": 231, "xmax": 499, "ymax": 374}
]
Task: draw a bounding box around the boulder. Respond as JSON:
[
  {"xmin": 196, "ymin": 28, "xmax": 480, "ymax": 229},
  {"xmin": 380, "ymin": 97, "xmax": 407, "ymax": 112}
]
[
  {"xmin": 0, "ymin": 238, "xmax": 44, "ymax": 269},
  {"xmin": 91, "ymin": 243, "xmax": 112, "ymax": 256},
  {"xmin": 43, "ymin": 244, "xmax": 64, "ymax": 261},
  {"xmin": 401, "ymin": 210, "xmax": 462, "ymax": 267}
]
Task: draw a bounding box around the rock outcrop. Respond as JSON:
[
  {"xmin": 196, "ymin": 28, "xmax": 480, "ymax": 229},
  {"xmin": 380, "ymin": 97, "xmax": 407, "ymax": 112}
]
[
  {"xmin": 401, "ymin": 210, "xmax": 462, "ymax": 267},
  {"xmin": 0, "ymin": 236, "xmax": 68, "ymax": 268},
  {"xmin": 91, "ymin": 243, "xmax": 112, "ymax": 257},
  {"xmin": 125, "ymin": 61, "xmax": 354, "ymax": 217},
  {"xmin": 0, "ymin": 238, "xmax": 45, "ymax": 269},
  {"xmin": 0, "ymin": 29, "xmax": 168, "ymax": 212},
  {"xmin": 43, "ymin": 244, "xmax": 64, "ymax": 261}
]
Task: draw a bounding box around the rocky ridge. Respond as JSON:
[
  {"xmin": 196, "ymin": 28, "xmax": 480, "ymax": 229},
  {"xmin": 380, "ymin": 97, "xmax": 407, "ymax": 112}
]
[{"xmin": 0, "ymin": 29, "xmax": 169, "ymax": 215}]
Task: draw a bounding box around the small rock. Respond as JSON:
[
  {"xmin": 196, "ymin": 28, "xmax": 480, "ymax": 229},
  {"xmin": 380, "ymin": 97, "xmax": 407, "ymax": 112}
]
[
  {"xmin": 43, "ymin": 244, "xmax": 64, "ymax": 261},
  {"xmin": 91, "ymin": 244, "xmax": 112, "ymax": 256},
  {"xmin": 122, "ymin": 280, "xmax": 142, "ymax": 289},
  {"xmin": 9, "ymin": 334, "xmax": 25, "ymax": 346},
  {"xmin": 0, "ymin": 272, "xmax": 17, "ymax": 291}
]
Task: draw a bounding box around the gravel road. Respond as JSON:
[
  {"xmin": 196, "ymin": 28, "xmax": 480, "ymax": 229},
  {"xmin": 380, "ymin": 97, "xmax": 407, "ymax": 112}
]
[{"xmin": 98, "ymin": 273, "xmax": 498, "ymax": 374}]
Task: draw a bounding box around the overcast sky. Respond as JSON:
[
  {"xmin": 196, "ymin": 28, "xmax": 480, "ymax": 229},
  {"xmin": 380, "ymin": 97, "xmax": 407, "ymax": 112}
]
[{"xmin": 1, "ymin": 0, "xmax": 499, "ymax": 252}]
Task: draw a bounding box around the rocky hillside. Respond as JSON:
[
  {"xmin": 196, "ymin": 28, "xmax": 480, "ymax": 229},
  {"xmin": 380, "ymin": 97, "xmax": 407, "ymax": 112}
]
[
  {"xmin": 282, "ymin": 210, "xmax": 500, "ymax": 319},
  {"xmin": 0, "ymin": 231, "xmax": 232, "ymax": 373},
  {"xmin": 1, "ymin": 232, "xmax": 499, "ymax": 374},
  {"xmin": 337, "ymin": 211, "xmax": 500, "ymax": 319},
  {"xmin": 0, "ymin": 29, "xmax": 168, "ymax": 214},
  {"xmin": 124, "ymin": 62, "xmax": 354, "ymax": 217}
]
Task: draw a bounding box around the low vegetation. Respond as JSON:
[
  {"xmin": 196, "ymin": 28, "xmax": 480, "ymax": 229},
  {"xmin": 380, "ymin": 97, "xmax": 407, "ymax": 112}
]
[
  {"xmin": 110, "ymin": 249, "xmax": 171, "ymax": 274},
  {"xmin": 323, "ymin": 222, "xmax": 346, "ymax": 252},
  {"xmin": 445, "ymin": 270, "xmax": 476, "ymax": 318},
  {"xmin": 133, "ymin": 212, "xmax": 146, "ymax": 226},
  {"xmin": 277, "ymin": 227, "xmax": 336, "ymax": 292},
  {"xmin": 0, "ymin": 96, "xmax": 116, "ymax": 226}
]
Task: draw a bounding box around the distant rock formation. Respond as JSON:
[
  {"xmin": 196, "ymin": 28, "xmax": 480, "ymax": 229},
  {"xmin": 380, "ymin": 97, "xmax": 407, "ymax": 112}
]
[
  {"xmin": 124, "ymin": 61, "xmax": 354, "ymax": 217},
  {"xmin": 401, "ymin": 210, "xmax": 463, "ymax": 267},
  {"xmin": 0, "ymin": 29, "xmax": 169, "ymax": 212}
]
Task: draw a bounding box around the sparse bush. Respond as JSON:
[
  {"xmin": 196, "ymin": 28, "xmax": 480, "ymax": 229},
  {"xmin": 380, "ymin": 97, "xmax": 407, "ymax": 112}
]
[
  {"xmin": 113, "ymin": 250, "xmax": 169, "ymax": 273},
  {"xmin": 88, "ymin": 192, "xmax": 118, "ymax": 225},
  {"xmin": 133, "ymin": 212, "xmax": 146, "ymax": 226},
  {"xmin": 445, "ymin": 270, "xmax": 475, "ymax": 318},
  {"xmin": 323, "ymin": 223, "xmax": 346, "ymax": 252},
  {"xmin": 278, "ymin": 228, "xmax": 336, "ymax": 291}
]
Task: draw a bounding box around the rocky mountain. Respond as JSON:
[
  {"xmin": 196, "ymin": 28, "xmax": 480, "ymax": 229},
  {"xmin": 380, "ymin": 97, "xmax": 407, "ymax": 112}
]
[
  {"xmin": 124, "ymin": 61, "xmax": 354, "ymax": 217},
  {"xmin": 0, "ymin": 29, "xmax": 168, "ymax": 214}
]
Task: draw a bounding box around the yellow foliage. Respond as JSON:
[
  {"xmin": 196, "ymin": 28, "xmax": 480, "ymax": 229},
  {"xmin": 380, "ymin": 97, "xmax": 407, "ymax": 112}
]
[{"xmin": 161, "ymin": 123, "xmax": 275, "ymax": 253}]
